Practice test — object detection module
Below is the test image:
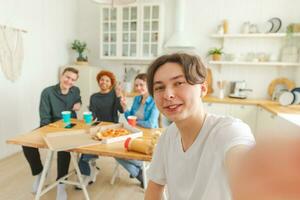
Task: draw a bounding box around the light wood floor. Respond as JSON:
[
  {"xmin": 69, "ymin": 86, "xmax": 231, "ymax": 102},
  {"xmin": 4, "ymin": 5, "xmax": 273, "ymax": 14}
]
[{"xmin": 0, "ymin": 150, "xmax": 144, "ymax": 200}]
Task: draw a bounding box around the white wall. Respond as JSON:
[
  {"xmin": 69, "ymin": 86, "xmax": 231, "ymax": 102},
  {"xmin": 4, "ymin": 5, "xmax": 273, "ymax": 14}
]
[
  {"xmin": 78, "ymin": 0, "xmax": 300, "ymax": 98},
  {"xmin": 0, "ymin": 0, "xmax": 79, "ymax": 159},
  {"xmin": 185, "ymin": 0, "xmax": 300, "ymax": 99}
]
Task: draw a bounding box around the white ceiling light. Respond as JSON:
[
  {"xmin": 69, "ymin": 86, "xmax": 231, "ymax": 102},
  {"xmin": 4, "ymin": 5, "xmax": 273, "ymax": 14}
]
[
  {"xmin": 92, "ymin": 0, "xmax": 136, "ymax": 5},
  {"xmin": 164, "ymin": 0, "xmax": 195, "ymax": 49}
]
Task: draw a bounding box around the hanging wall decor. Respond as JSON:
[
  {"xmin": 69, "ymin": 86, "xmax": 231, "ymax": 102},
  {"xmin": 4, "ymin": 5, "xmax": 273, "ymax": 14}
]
[{"xmin": 0, "ymin": 25, "xmax": 25, "ymax": 82}]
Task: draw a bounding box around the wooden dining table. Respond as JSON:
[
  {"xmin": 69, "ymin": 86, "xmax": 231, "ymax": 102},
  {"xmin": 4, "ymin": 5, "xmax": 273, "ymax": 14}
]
[{"xmin": 6, "ymin": 119, "xmax": 163, "ymax": 200}]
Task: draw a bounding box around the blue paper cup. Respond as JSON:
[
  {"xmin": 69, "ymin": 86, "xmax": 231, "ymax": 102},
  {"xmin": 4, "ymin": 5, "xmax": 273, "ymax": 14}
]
[
  {"xmin": 83, "ymin": 111, "xmax": 92, "ymax": 124},
  {"xmin": 61, "ymin": 111, "xmax": 71, "ymax": 124}
]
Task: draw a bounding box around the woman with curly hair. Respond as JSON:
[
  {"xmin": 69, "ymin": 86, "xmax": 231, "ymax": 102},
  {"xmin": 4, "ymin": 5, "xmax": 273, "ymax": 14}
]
[{"xmin": 77, "ymin": 70, "xmax": 125, "ymax": 188}]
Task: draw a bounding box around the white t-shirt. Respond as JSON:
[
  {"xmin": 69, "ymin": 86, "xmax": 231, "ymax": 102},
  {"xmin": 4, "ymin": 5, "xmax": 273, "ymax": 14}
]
[{"xmin": 148, "ymin": 113, "xmax": 255, "ymax": 200}]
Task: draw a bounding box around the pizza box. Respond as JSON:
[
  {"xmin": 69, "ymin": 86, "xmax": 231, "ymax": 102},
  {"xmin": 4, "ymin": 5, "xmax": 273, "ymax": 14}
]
[
  {"xmin": 90, "ymin": 123, "xmax": 143, "ymax": 144},
  {"xmin": 43, "ymin": 129, "xmax": 102, "ymax": 151}
]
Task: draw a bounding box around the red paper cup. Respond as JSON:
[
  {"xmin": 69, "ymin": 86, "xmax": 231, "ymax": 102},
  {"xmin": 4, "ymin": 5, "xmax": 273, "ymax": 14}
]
[{"xmin": 127, "ymin": 116, "xmax": 137, "ymax": 126}]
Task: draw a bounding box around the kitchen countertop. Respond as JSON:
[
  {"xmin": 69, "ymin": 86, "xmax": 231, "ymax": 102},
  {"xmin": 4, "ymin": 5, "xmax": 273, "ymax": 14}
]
[
  {"xmin": 203, "ymin": 96, "xmax": 300, "ymax": 115},
  {"xmin": 278, "ymin": 113, "xmax": 300, "ymax": 127},
  {"xmin": 125, "ymin": 93, "xmax": 300, "ymax": 115}
]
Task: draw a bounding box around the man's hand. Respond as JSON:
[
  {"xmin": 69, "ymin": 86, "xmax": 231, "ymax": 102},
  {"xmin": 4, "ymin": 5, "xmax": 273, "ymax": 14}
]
[
  {"xmin": 230, "ymin": 137, "xmax": 300, "ymax": 200},
  {"xmin": 72, "ymin": 102, "xmax": 81, "ymax": 111}
]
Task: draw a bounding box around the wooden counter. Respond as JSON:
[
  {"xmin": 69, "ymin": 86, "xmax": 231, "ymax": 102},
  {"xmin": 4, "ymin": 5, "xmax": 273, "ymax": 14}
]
[
  {"xmin": 203, "ymin": 96, "xmax": 273, "ymax": 105},
  {"xmin": 259, "ymin": 103, "xmax": 300, "ymax": 115},
  {"xmin": 125, "ymin": 93, "xmax": 300, "ymax": 115},
  {"xmin": 203, "ymin": 96, "xmax": 300, "ymax": 115}
]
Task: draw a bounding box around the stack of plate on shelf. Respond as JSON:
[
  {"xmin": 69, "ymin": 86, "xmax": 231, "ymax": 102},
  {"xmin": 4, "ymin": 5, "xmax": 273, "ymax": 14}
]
[{"xmin": 258, "ymin": 17, "xmax": 282, "ymax": 33}]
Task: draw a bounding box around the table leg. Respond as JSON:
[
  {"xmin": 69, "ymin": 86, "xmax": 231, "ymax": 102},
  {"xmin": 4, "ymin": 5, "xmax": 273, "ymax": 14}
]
[
  {"xmin": 110, "ymin": 161, "xmax": 120, "ymax": 185},
  {"xmin": 142, "ymin": 161, "xmax": 149, "ymax": 189},
  {"xmin": 35, "ymin": 150, "xmax": 54, "ymax": 200},
  {"xmin": 70, "ymin": 152, "xmax": 90, "ymax": 200},
  {"xmin": 45, "ymin": 151, "xmax": 54, "ymax": 186}
]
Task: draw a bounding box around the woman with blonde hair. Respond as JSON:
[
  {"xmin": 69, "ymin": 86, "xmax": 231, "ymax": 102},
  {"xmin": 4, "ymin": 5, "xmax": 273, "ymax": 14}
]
[{"xmin": 116, "ymin": 73, "xmax": 159, "ymax": 188}]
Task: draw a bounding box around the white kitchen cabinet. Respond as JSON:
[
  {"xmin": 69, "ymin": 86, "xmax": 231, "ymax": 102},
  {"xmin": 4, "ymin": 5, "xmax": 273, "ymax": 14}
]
[
  {"xmin": 204, "ymin": 102, "xmax": 230, "ymax": 116},
  {"xmin": 255, "ymin": 107, "xmax": 277, "ymax": 138},
  {"xmin": 229, "ymin": 104, "xmax": 257, "ymax": 135},
  {"xmin": 204, "ymin": 102, "xmax": 257, "ymax": 135},
  {"xmin": 101, "ymin": 7, "xmax": 118, "ymax": 57},
  {"xmin": 100, "ymin": 2, "xmax": 163, "ymax": 60},
  {"xmin": 61, "ymin": 65, "xmax": 101, "ymax": 119},
  {"xmin": 256, "ymin": 107, "xmax": 300, "ymax": 138},
  {"xmin": 141, "ymin": 5, "xmax": 160, "ymax": 57}
]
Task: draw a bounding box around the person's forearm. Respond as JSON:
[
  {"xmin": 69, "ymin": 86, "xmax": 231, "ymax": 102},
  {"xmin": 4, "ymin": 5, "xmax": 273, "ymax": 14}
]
[
  {"xmin": 145, "ymin": 189, "xmax": 163, "ymax": 200},
  {"xmin": 145, "ymin": 181, "xmax": 164, "ymax": 200}
]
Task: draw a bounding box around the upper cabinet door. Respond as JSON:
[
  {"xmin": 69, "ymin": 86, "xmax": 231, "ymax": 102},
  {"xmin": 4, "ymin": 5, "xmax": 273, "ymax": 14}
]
[
  {"xmin": 141, "ymin": 5, "xmax": 160, "ymax": 58},
  {"xmin": 100, "ymin": 2, "xmax": 162, "ymax": 60},
  {"xmin": 121, "ymin": 6, "xmax": 138, "ymax": 58},
  {"xmin": 101, "ymin": 7, "xmax": 118, "ymax": 57}
]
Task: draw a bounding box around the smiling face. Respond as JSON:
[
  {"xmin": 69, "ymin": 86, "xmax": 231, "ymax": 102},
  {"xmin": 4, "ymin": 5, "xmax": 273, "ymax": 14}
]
[
  {"xmin": 59, "ymin": 71, "xmax": 78, "ymax": 91},
  {"xmin": 134, "ymin": 78, "xmax": 148, "ymax": 95},
  {"xmin": 153, "ymin": 62, "xmax": 206, "ymax": 123},
  {"xmin": 99, "ymin": 75, "xmax": 112, "ymax": 93}
]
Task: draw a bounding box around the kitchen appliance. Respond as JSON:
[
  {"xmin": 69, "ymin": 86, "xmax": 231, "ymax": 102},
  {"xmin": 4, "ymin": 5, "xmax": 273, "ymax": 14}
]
[{"xmin": 229, "ymin": 81, "xmax": 253, "ymax": 99}]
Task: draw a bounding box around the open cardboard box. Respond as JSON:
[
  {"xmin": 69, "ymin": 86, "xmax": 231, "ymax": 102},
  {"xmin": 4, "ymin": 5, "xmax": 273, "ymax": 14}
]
[
  {"xmin": 43, "ymin": 129, "xmax": 102, "ymax": 151},
  {"xmin": 90, "ymin": 122, "xmax": 143, "ymax": 144}
]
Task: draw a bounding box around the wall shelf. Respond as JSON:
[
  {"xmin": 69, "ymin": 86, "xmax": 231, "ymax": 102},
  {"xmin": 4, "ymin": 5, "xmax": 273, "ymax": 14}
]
[
  {"xmin": 209, "ymin": 60, "xmax": 300, "ymax": 67},
  {"xmin": 211, "ymin": 33, "xmax": 300, "ymax": 38}
]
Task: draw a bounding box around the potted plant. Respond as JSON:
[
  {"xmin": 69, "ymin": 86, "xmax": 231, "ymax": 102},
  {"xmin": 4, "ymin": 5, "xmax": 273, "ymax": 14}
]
[
  {"xmin": 207, "ymin": 47, "xmax": 224, "ymax": 61},
  {"xmin": 71, "ymin": 40, "xmax": 88, "ymax": 65}
]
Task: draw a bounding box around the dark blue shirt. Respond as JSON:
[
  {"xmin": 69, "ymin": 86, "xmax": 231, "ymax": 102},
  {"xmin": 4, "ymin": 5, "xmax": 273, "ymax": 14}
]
[
  {"xmin": 39, "ymin": 84, "xmax": 81, "ymax": 127},
  {"xmin": 89, "ymin": 89, "xmax": 124, "ymax": 123}
]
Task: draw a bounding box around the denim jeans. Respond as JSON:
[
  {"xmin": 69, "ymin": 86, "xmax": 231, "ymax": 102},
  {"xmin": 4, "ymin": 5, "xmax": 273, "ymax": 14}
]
[
  {"xmin": 115, "ymin": 158, "xmax": 142, "ymax": 177},
  {"xmin": 78, "ymin": 154, "xmax": 98, "ymax": 176}
]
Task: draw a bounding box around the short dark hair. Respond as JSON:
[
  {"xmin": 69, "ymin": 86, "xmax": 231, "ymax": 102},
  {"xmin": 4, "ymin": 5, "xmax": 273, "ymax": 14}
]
[
  {"xmin": 135, "ymin": 73, "xmax": 147, "ymax": 82},
  {"xmin": 62, "ymin": 67, "xmax": 79, "ymax": 77},
  {"xmin": 147, "ymin": 53, "xmax": 207, "ymax": 96}
]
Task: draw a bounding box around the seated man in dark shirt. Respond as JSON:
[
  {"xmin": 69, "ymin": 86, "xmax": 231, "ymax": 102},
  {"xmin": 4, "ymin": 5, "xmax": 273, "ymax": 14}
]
[{"xmin": 22, "ymin": 67, "xmax": 81, "ymax": 200}]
